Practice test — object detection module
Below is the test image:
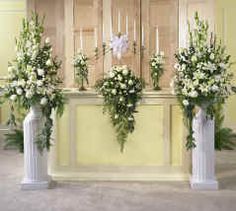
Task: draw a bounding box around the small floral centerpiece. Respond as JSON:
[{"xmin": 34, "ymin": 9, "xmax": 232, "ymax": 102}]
[
  {"xmin": 1, "ymin": 13, "xmax": 65, "ymax": 152},
  {"xmin": 96, "ymin": 65, "xmax": 143, "ymax": 152},
  {"xmin": 73, "ymin": 51, "xmax": 89, "ymax": 91},
  {"xmin": 150, "ymin": 52, "xmax": 165, "ymax": 90},
  {"xmin": 172, "ymin": 13, "xmax": 233, "ymax": 149}
]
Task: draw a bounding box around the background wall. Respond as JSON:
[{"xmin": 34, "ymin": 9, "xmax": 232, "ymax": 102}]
[{"xmin": 0, "ymin": 0, "xmax": 25, "ymax": 124}]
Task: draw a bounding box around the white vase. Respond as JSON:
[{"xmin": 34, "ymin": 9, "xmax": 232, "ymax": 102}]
[
  {"xmin": 190, "ymin": 107, "xmax": 218, "ymax": 190},
  {"xmin": 21, "ymin": 105, "xmax": 52, "ymax": 190}
]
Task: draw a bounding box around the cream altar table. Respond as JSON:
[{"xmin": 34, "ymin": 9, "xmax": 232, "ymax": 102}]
[{"xmin": 49, "ymin": 89, "xmax": 190, "ymax": 181}]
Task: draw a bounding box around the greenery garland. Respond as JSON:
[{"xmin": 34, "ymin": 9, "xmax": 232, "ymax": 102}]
[
  {"xmin": 172, "ymin": 12, "xmax": 234, "ymax": 149},
  {"xmin": 149, "ymin": 52, "xmax": 165, "ymax": 90},
  {"xmin": 73, "ymin": 52, "xmax": 89, "ymax": 91},
  {"xmin": 1, "ymin": 13, "xmax": 65, "ymax": 152},
  {"xmin": 96, "ymin": 65, "xmax": 143, "ymax": 152}
]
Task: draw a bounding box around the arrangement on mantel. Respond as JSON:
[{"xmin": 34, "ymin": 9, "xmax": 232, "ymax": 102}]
[{"xmin": 172, "ymin": 12, "xmax": 234, "ymax": 149}]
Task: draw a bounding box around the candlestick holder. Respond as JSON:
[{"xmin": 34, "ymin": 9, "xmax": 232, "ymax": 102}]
[
  {"xmin": 95, "ymin": 47, "xmax": 99, "ymax": 60},
  {"xmin": 133, "ymin": 41, "xmax": 137, "ymax": 54},
  {"xmin": 102, "ymin": 42, "xmax": 106, "ymax": 56}
]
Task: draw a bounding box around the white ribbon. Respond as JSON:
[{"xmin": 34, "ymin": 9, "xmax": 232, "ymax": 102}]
[{"xmin": 110, "ymin": 34, "xmax": 129, "ymax": 60}]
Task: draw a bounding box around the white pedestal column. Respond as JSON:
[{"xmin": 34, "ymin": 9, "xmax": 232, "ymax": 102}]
[
  {"xmin": 191, "ymin": 107, "xmax": 218, "ymax": 190},
  {"xmin": 21, "ymin": 105, "xmax": 52, "ymax": 190}
]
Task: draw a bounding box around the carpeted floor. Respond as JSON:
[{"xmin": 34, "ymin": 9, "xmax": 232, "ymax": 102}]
[{"xmin": 0, "ymin": 148, "xmax": 236, "ymax": 211}]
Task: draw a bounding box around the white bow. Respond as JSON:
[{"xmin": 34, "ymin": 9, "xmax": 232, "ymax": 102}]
[{"xmin": 110, "ymin": 34, "xmax": 129, "ymax": 60}]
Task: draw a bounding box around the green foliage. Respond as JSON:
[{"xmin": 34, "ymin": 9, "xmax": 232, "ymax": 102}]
[
  {"xmin": 96, "ymin": 65, "xmax": 143, "ymax": 152},
  {"xmin": 215, "ymin": 103, "xmax": 236, "ymax": 150},
  {"xmin": 149, "ymin": 52, "xmax": 165, "ymax": 90}
]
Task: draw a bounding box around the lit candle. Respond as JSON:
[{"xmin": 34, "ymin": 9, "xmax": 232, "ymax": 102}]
[
  {"xmin": 156, "ymin": 26, "xmax": 159, "ymax": 54},
  {"xmin": 142, "ymin": 25, "xmax": 144, "ymax": 47},
  {"xmin": 126, "ymin": 15, "xmax": 129, "ymax": 35},
  {"xmin": 80, "ymin": 28, "xmax": 83, "ymax": 51},
  {"xmin": 118, "ymin": 10, "xmax": 121, "ymax": 33},
  {"xmin": 94, "ymin": 27, "xmax": 98, "ymax": 48},
  {"xmin": 133, "ymin": 20, "xmax": 136, "ymax": 42}
]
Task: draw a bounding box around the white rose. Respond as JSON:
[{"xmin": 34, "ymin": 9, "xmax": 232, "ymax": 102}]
[
  {"xmin": 210, "ymin": 53, "xmax": 215, "ymax": 60},
  {"xmin": 16, "ymin": 88, "xmax": 23, "ymax": 95},
  {"xmin": 128, "ymin": 80, "xmax": 133, "ymax": 85},
  {"xmin": 46, "ymin": 59, "xmax": 52, "ymax": 66},
  {"xmin": 45, "ymin": 37, "xmax": 50, "ymax": 44},
  {"xmin": 122, "ymin": 69, "xmax": 128, "ymax": 76},
  {"xmin": 111, "ymin": 89, "xmax": 117, "ymax": 95},
  {"xmin": 182, "ymin": 99, "xmax": 189, "ymax": 106},
  {"xmin": 37, "ymin": 69, "xmax": 45, "ymax": 76},
  {"xmin": 10, "ymin": 94, "xmax": 17, "ymax": 101},
  {"xmin": 40, "ymin": 97, "xmax": 48, "ymax": 106},
  {"xmin": 109, "ymin": 71, "xmax": 115, "ymax": 78}
]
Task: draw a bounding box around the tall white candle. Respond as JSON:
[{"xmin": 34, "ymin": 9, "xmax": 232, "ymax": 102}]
[
  {"xmin": 156, "ymin": 27, "xmax": 159, "ymax": 54},
  {"xmin": 126, "ymin": 15, "xmax": 129, "ymax": 35},
  {"xmin": 102, "ymin": 23, "xmax": 105, "ymax": 43},
  {"xmin": 94, "ymin": 27, "xmax": 98, "ymax": 48},
  {"xmin": 133, "ymin": 20, "xmax": 136, "ymax": 42},
  {"xmin": 142, "ymin": 25, "xmax": 144, "ymax": 47},
  {"xmin": 118, "ymin": 10, "xmax": 121, "ymax": 33},
  {"xmin": 110, "ymin": 16, "xmax": 113, "ymax": 39},
  {"xmin": 80, "ymin": 28, "xmax": 83, "ymax": 51}
]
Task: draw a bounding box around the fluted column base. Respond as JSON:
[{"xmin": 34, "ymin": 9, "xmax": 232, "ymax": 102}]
[{"xmin": 21, "ymin": 176, "xmax": 52, "ymax": 190}]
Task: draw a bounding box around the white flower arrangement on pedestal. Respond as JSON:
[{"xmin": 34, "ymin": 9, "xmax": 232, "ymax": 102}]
[
  {"xmin": 96, "ymin": 65, "xmax": 143, "ymax": 152},
  {"xmin": 172, "ymin": 13, "xmax": 234, "ymax": 149},
  {"xmin": 73, "ymin": 52, "xmax": 89, "ymax": 91},
  {"xmin": 1, "ymin": 13, "xmax": 65, "ymax": 152},
  {"xmin": 150, "ymin": 51, "xmax": 165, "ymax": 90}
]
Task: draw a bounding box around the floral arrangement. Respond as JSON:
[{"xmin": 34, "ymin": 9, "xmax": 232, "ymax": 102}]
[
  {"xmin": 73, "ymin": 52, "xmax": 89, "ymax": 90},
  {"xmin": 172, "ymin": 12, "xmax": 233, "ymax": 149},
  {"xmin": 96, "ymin": 65, "xmax": 143, "ymax": 152},
  {"xmin": 150, "ymin": 52, "xmax": 165, "ymax": 90},
  {"xmin": 1, "ymin": 13, "xmax": 65, "ymax": 152}
]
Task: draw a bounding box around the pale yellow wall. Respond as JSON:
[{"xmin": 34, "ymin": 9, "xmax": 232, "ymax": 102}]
[
  {"xmin": 0, "ymin": 0, "xmax": 26, "ymax": 123},
  {"xmin": 216, "ymin": 0, "xmax": 236, "ymax": 130}
]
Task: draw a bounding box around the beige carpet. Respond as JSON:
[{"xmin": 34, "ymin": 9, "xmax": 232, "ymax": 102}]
[{"xmin": 0, "ymin": 148, "xmax": 236, "ymax": 211}]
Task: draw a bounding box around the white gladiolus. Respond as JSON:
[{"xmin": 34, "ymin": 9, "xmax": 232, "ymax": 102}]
[
  {"xmin": 45, "ymin": 37, "xmax": 50, "ymax": 44},
  {"xmin": 16, "ymin": 88, "xmax": 23, "ymax": 95},
  {"xmin": 10, "ymin": 94, "xmax": 17, "ymax": 101},
  {"xmin": 182, "ymin": 99, "xmax": 189, "ymax": 106},
  {"xmin": 37, "ymin": 68, "xmax": 45, "ymax": 76},
  {"xmin": 40, "ymin": 97, "xmax": 48, "ymax": 106}
]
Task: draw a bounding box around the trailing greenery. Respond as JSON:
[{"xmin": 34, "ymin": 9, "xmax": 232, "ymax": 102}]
[
  {"xmin": 215, "ymin": 103, "xmax": 236, "ymax": 150},
  {"xmin": 1, "ymin": 13, "xmax": 65, "ymax": 153},
  {"xmin": 149, "ymin": 52, "xmax": 165, "ymax": 90},
  {"xmin": 96, "ymin": 65, "xmax": 143, "ymax": 152},
  {"xmin": 172, "ymin": 12, "xmax": 234, "ymax": 149},
  {"xmin": 73, "ymin": 52, "xmax": 89, "ymax": 91}
]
